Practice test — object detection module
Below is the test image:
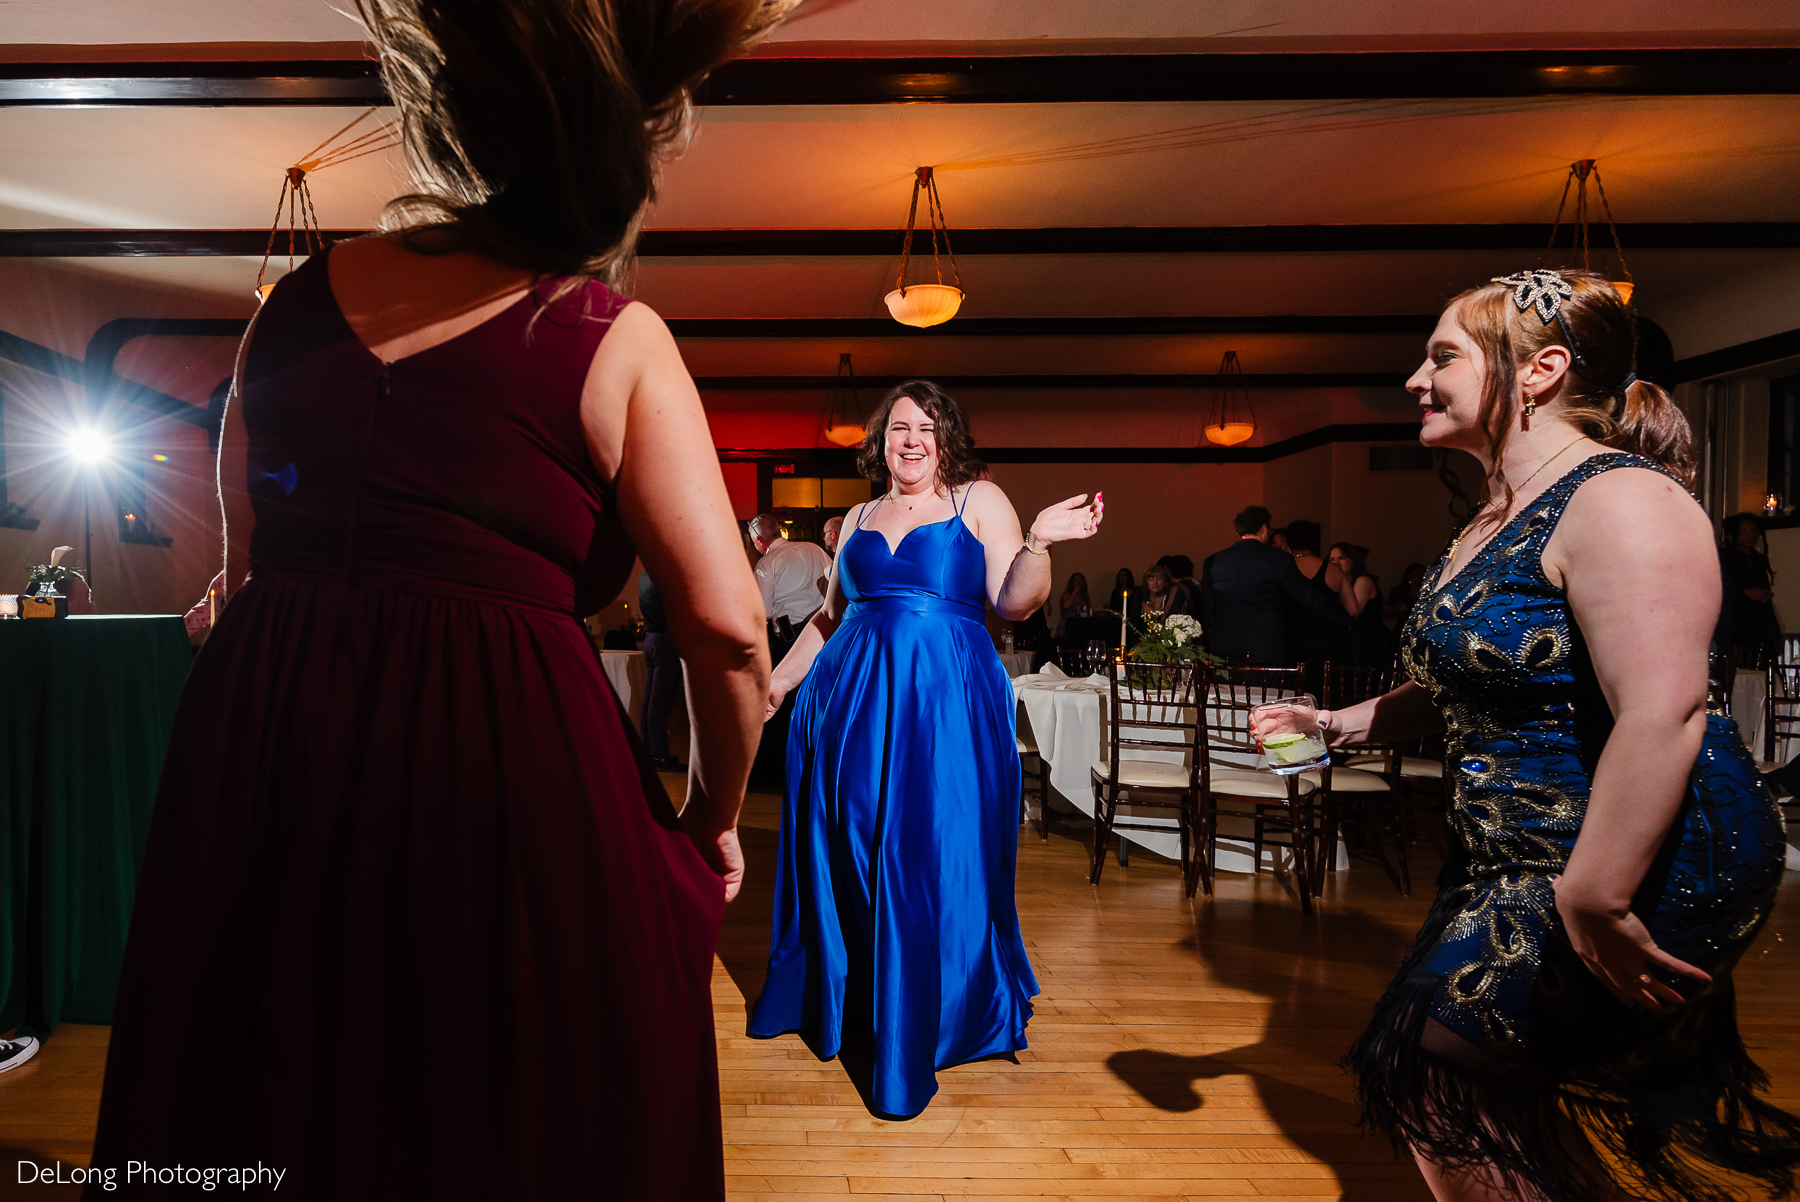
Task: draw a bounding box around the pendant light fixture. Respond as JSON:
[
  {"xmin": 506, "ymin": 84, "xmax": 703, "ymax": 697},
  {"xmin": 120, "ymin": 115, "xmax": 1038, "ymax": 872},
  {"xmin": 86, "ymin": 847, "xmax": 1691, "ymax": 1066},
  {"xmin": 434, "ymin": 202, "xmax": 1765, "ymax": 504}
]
[
  {"xmin": 1547, "ymin": 158, "xmax": 1635, "ymax": 305},
  {"xmin": 884, "ymin": 167, "xmax": 964, "ymax": 328},
  {"xmin": 255, "ymin": 108, "xmax": 396, "ymax": 303},
  {"xmin": 820, "ymin": 352, "xmax": 867, "ymax": 447},
  {"xmin": 1202, "ymin": 350, "xmax": 1256, "ymax": 447}
]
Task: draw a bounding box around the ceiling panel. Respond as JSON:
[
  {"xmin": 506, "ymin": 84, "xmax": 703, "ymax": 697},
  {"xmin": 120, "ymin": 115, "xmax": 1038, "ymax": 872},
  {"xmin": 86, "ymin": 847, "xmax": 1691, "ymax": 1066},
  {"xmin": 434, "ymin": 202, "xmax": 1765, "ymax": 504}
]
[
  {"xmin": 2, "ymin": 94, "xmax": 1794, "ymax": 240},
  {"xmin": 9, "ymin": 0, "xmax": 1798, "ymax": 50}
]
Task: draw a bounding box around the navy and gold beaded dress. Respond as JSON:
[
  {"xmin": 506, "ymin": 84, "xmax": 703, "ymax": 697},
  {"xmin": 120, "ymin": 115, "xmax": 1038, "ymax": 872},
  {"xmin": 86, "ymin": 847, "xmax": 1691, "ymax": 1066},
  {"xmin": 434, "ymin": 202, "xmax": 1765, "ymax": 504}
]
[{"xmin": 1349, "ymin": 453, "xmax": 1800, "ymax": 1201}]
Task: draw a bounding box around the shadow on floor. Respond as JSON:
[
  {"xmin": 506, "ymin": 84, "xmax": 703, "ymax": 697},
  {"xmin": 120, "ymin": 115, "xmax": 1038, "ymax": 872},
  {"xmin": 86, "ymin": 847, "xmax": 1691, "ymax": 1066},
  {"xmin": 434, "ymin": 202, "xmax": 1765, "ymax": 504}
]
[{"xmin": 1106, "ymin": 905, "xmax": 1433, "ymax": 1201}]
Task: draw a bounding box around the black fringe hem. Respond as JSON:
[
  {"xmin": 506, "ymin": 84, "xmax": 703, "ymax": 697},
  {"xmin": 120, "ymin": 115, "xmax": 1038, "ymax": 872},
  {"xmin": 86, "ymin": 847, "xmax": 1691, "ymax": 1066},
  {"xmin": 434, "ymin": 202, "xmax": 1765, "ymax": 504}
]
[{"xmin": 1347, "ymin": 965, "xmax": 1800, "ymax": 1202}]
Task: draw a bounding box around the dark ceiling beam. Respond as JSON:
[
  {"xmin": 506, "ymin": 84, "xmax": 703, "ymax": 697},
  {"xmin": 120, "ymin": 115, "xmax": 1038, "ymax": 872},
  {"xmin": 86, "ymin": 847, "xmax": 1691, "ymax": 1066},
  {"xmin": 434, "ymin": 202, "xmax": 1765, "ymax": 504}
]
[
  {"xmin": 715, "ymin": 423, "xmax": 1427, "ymax": 465},
  {"xmin": 1671, "ymin": 327, "xmax": 1800, "ymax": 384},
  {"xmin": 666, "ymin": 316, "xmax": 1437, "ymax": 337},
  {"xmin": 5, "ymin": 48, "xmax": 1798, "ymax": 106},
  {"xmin": 8, "ymin": 224, "xmax": 1797, "ymax": 259},
  {"xmin": 693, "ymin": 372, "xmax": 1406, "ymax": 390}
]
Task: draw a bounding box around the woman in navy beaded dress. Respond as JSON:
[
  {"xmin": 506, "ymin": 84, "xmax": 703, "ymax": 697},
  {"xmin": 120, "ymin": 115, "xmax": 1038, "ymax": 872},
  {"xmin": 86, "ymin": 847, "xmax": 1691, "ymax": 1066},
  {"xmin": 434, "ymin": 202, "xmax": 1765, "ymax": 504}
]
[
  {"xmin": 1298, "ymin": 270, "xmax": 1800, "ymax": 1201},
  {"xmin": 747, "ymin": 381, "xmax": 1102, "ymax": 1118}
]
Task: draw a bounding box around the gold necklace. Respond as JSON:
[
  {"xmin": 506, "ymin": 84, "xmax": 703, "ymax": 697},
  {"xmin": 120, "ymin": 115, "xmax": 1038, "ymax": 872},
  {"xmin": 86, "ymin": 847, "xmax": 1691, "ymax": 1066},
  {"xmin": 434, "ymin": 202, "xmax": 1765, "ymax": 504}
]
[{"xmin": 1447, "ymin": 435, "xmax": 1589, "ymax": 559}]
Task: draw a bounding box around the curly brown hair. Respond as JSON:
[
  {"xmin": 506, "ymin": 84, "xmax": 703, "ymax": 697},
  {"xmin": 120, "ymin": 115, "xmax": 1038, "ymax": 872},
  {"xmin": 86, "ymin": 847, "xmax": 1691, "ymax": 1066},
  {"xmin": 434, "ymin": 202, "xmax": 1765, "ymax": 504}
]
[{"xmin": 855, "ymin": 380, "xmax": 986, "ymax": 492}]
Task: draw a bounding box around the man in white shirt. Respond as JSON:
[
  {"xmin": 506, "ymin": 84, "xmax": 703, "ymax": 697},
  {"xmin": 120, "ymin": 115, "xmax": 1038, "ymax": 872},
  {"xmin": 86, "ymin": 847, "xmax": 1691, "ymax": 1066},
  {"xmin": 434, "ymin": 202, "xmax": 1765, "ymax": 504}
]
[
  {"xmin": 749, "ymin": 514, "xmax": 831, "ymax": 632},
  {"xmin": 747, "ymin": 514, "xmax": 832, "ymax": 788}
]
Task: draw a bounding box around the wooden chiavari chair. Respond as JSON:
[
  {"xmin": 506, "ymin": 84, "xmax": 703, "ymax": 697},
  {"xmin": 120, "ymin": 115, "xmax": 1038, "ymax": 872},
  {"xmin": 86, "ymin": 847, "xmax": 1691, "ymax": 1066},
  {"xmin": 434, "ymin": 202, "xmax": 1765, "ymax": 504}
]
[
  {"xmin": 1321, "ymin": 662, "xmax": 1414, "ymax": 895},
  {"xmin": 1056, "ymin": 645, "xmax": 1110, "ymax": 678},
  {"xmin": 1762, "ymin": 664, "xmax": 1800, "ymax": 811},
  {"xmin": 1198, "ymin": 665, "xmax": 1324, "ymax": 914},
  {"xmin": 1088, "ymin": 658, "xmax": 1206, "ymax": 896}
]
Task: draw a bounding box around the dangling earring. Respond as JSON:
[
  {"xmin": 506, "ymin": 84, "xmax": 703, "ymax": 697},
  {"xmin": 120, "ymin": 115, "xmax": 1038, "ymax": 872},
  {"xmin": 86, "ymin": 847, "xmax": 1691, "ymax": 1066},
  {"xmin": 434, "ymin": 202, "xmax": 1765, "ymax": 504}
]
[{"xmin": 1521, "ymin": 392, "xmax": 1536, "ymax": 431}]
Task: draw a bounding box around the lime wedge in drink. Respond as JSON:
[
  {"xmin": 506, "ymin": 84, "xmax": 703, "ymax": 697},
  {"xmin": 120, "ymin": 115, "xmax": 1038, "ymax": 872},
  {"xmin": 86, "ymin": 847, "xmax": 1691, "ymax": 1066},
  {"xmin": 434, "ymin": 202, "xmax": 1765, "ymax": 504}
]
[{"xmin": 1263, "ymin": 734, "xmax": 1306, "ymax": 749}]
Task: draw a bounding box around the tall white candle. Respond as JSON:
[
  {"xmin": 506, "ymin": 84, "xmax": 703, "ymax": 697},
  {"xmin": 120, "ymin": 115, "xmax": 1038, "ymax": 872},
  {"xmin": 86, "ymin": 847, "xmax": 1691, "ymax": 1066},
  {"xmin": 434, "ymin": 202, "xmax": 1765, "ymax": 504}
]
[{"xmin": 1121, "ymin": 588, "xmax": 1128, "ymax": 651}]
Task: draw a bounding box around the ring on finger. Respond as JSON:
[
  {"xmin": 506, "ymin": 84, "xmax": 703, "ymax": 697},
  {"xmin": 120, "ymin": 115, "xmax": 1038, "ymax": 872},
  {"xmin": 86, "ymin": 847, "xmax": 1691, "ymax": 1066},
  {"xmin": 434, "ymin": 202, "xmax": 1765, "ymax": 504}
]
[{"xmin": 1637, "ymin": 973, "xmax": 1653, "ymax": 984}]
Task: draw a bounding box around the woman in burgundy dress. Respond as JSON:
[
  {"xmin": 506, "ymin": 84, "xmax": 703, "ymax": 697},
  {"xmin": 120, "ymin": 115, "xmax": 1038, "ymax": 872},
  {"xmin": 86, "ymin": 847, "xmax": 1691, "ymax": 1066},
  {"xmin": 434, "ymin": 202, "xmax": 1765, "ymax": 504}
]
[{"xmin": 85, "ymin": 1, "xmax": 791, "ymax": 1198}]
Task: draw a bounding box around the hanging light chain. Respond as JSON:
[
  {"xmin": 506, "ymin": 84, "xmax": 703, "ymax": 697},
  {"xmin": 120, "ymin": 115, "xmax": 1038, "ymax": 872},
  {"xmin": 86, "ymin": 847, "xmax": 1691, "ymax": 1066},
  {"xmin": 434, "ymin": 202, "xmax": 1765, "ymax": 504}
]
[
  {"xmin": 894, "ymin": 166, "xmax": 963, "ymax": 297},
  {"xmin": 1545, "ymin": 159, "xmax": 1630, "ymax": 284}
]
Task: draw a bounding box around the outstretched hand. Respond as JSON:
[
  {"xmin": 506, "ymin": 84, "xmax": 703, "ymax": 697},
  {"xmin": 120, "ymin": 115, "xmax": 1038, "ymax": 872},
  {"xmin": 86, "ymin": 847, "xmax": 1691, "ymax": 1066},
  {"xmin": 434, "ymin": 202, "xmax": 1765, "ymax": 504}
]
[
  {"xmin": 1552, "ymin": 877, "xmax": 1711, "ymax": 1011},
  {"xmin": 1030, "ymin": 491, "xmax": 1104, "ymax": 546}
]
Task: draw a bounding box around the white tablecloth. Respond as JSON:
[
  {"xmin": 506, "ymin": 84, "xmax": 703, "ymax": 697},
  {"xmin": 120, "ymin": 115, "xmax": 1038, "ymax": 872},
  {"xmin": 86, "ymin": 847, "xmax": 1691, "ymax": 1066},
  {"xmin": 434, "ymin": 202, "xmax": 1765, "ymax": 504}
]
[
  {"xmin": 600, "ymin": 649, "xmax": 690, "ymax": 748},
  {"xmin": 1013, "ymin": 668, "xmax": 1346, "ymax": 874},
  {"xmin": 998, "ymin": 650, "xmax": 1035, "ymax": 678}
]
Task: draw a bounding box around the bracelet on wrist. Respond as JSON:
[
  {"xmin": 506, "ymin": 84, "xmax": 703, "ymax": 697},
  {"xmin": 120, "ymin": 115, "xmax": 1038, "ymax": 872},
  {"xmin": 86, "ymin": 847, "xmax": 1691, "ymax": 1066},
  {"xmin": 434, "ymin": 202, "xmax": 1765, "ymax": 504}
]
[{"xmin": 1022, "ymin": 534, "xmax": 1050, "ymax": 556}]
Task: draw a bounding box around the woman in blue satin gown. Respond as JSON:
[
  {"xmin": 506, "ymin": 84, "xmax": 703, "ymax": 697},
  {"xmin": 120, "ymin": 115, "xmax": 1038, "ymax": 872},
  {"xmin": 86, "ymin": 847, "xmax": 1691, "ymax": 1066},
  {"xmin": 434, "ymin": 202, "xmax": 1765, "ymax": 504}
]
[
  {"xmin": 748, "ymin": 380, "xmax": 1102, "ymax": 1118},
  {"xmin": 1312, "ymin": 270, "xmax": 1800, "ymax": 1201}
]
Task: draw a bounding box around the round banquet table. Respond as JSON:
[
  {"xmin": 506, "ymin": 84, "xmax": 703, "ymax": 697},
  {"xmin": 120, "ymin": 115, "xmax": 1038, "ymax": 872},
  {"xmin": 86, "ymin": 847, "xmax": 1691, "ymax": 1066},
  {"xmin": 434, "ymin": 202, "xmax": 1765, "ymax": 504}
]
[
  {"xmin": 1013, "ymin": 668, "xmax": 1347, "ymax": 874},
  {"xmin": 1, "ymin": 615, "xmax": 192, "ymax": 1036}
]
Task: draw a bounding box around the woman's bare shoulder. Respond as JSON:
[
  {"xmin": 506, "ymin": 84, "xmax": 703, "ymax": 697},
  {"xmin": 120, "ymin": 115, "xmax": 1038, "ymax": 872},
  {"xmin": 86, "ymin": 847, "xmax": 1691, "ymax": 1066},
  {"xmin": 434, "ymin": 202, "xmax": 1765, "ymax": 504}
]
[{"xmin": 1554, "ymin": 459, "xmax": 1711, "ymax": 561}]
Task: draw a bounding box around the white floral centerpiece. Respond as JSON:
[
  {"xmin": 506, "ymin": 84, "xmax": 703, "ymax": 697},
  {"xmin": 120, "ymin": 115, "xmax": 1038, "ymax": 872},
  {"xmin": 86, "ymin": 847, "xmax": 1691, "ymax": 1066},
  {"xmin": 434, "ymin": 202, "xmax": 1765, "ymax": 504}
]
[{"xmin": 1127, "ymin": 613, "xmax": 1218, "ymax": 666}]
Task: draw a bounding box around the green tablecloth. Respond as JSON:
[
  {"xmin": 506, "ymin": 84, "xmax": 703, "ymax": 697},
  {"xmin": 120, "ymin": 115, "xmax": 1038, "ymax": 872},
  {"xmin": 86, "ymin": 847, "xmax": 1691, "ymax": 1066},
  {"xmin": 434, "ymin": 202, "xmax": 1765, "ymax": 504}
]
[{"xmin": 1, "ymin": 615, "xmax": 191, "ymax": 1036}]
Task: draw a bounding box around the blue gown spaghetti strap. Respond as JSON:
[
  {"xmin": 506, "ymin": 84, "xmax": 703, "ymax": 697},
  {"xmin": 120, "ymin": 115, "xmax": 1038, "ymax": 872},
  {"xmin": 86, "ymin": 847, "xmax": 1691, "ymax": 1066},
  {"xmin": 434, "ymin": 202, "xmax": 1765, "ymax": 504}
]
[{"xmin": 748, "ymin": 486, "xmax": 1039, "ymax": 1118}]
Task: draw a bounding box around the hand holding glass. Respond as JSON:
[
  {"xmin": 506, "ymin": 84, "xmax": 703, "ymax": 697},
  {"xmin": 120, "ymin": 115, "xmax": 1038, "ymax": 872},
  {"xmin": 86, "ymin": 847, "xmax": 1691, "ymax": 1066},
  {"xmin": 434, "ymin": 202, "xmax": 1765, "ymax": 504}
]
[{"xmin": 1249, "ymin": 694, "xmax": 1330, "ymax": 775}]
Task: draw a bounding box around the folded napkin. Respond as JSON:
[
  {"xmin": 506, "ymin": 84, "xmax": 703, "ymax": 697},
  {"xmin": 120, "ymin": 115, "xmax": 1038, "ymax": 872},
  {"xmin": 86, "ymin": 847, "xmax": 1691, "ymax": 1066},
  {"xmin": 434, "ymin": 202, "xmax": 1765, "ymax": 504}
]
[{"xmin": 1040, "ymin": 662, "xmax": 1069, "ymax": 680}]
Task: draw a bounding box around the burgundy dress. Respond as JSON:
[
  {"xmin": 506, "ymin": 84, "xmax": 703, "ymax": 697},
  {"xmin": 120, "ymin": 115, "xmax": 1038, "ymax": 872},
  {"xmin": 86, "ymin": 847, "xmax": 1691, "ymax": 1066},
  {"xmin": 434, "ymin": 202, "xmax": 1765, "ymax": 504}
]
[{"xmin": 86, "ymin": 248, "xmax": 727, "ymax": 1200}]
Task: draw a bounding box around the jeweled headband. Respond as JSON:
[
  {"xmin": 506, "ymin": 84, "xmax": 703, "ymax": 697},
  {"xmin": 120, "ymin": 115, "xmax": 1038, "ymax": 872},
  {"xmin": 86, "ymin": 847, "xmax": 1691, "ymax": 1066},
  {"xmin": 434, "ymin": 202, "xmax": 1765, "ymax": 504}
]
[{"xmin": 1490, "ymin": 269, "xmax": 1637, "ymax": 397}]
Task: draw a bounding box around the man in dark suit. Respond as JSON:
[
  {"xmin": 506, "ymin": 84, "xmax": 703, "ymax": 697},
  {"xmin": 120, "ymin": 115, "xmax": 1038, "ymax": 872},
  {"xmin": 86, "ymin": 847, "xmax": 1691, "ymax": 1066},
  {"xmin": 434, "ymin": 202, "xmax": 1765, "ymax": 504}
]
[{"xmin": 1201, "ymin": 505, "xmax": 1347, "ymax": 665}]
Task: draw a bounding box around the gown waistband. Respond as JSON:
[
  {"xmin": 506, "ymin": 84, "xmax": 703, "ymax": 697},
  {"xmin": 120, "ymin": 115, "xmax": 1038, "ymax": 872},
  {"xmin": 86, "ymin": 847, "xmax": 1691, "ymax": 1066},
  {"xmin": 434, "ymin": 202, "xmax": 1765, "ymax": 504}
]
[{"xmin": 845, "ymin": 594, "xmax": 986, "ymax": 622}]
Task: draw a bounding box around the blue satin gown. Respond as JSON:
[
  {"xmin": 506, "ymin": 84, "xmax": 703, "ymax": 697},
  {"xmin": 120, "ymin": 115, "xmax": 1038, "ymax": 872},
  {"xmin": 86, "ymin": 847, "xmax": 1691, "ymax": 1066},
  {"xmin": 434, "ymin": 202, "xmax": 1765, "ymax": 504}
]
[{"xmin": 748, "ymin": 487, "xmax": 1039, "ymax": 1118}]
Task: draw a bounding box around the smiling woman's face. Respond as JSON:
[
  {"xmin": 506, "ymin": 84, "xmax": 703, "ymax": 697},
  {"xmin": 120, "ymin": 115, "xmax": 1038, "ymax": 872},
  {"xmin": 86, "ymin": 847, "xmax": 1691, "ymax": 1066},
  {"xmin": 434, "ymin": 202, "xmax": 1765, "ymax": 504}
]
[
  {"xmin": 884, "ymin": 396, "xmax": 940, "ymax": 493},
  {"xmin": 1408, "ymin": 305, "xmax": 1490, "ymax": 454}
]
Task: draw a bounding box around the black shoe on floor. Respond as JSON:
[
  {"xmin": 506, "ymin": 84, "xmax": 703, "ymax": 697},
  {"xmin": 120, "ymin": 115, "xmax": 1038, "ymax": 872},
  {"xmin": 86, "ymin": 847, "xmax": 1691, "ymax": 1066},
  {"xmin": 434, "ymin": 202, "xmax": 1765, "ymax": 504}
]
[
  {"xmin": 652, "ymin": 756, "xmax": 685, "ymax": 773},
  {"xmin": 0, "ymin": 1036, "xmax": 39, "ymax": 1074}
]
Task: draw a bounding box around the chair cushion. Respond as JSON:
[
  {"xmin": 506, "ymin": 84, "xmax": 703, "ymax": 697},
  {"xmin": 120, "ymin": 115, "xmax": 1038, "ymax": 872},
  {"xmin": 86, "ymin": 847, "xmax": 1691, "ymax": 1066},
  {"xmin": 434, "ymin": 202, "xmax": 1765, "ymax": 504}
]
[
  {"xmin": 1345, "ymin": 753, "xmax": 1444, "ymax": 780},
  {"xmin": 1089, "ymin": 759, "xmax": 1193, "ymax": 789},
  {"xmin": 1204, "ymin": 766, "xmax": 1317, "ymax": 799},
  {"xmin": 1310, "ymin": 766, "xmax": 1391, "ymax": 793}
]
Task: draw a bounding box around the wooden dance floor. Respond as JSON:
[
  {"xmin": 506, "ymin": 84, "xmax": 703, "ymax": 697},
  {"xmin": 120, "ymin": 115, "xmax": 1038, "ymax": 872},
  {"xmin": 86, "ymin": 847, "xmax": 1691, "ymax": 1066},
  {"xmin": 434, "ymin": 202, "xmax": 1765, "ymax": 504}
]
[{"xmin": 5, "ymin": 782, "xmax": 1799, "ymax": 1201}]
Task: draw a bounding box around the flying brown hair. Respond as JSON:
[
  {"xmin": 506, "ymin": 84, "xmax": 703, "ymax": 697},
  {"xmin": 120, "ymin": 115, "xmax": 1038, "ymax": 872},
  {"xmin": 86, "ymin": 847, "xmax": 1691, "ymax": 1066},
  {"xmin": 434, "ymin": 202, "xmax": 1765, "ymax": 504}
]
[{"xmin": 356, "ymin": 0, "xmax": 795, "ymax": 285}]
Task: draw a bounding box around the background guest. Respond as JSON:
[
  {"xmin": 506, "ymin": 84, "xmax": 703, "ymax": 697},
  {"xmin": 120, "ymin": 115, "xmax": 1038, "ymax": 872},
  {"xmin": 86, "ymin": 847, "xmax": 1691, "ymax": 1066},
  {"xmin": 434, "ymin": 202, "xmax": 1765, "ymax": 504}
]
[
  {"xmin": 748, "ymin": 513, "xmax": 831, "ymax": 657},
  {"xmin": 1384, "ymin": 562, "xmax": 1428, "ymax": 630},
  {"xmin": 1720, "ymin": 513, "xmax": 1780, "ymax": 666},
  {"xmin": 639, "ymin": 572, "xmax": 685, "ymax": 773},
  {"xmin": 748, "ymin": 514, "xmax": 830, "ymax": 787},
  {"xmin": 1055, "ymin": 571, "xmax": 1091, "ymax": 638},
  {"xmin": 1140, "ymin": 564, "xmax": 1174, "ymax": 621},
  {"xmin": 1201, "ymin": 505, "xmax": 1346, "ymax": 665},
  {"xmin": 1163, "ymin": 554, "xmax": 1201, "ymax": 617},
  {"xmin": 1107, "ymin": 567, "xmax": 1135, "ymax": 613},
  {"xmin": 1282, "ymin": 519, "xmax": 1348, "ymax": 693},
  {"xmin": 1329, "ymin": 541, "xmax": 1392, "ymax": 666},
  {"xmin": 1269, "ymin": 527, "xmax": 1291, "ymax": 553},
  {"xmin": 822, "ymin": 515, "xmax": 844, "ymax": 557}
]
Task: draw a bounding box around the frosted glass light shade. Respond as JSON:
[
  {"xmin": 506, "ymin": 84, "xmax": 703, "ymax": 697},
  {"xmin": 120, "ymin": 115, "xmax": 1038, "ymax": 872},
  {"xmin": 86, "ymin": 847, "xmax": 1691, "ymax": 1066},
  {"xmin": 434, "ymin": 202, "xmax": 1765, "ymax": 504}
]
[
  {"xmin": 1204, "ymin": 422, "xmax": 1256, "ymax": 447},
  {"xmin": 824, "ymin": 424, "xmax": 866, "ymax": 447},
  {"xmin": 884, "ymin": 284, "xmax": 963, "ymax": 328},
  {"xmin": 1610, "ymin": 280, "xmax": 1634, "ymax": 305}
]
